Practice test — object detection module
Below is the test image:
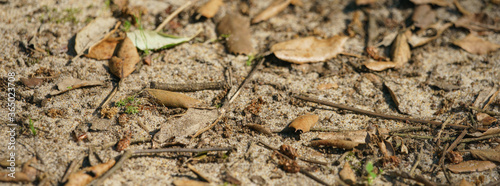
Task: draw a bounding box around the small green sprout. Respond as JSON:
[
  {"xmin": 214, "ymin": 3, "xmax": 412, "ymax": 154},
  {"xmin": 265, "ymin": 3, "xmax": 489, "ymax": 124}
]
[
  {"xmin": 365, "ymin": 161, "xmax": 382, "ymax": 185},
  {"xmin": 246, "ymin": 55, "xmax": 255, "ymax": 66},
  {"xmin": 220, "ymin": 34, "xmax": 230, "ymax": 38},
  {"xmin": 28, "ymin": 117, "xmax": 36, "ymax": 136},
  {"xmin": 125, "ymin": 106, "xmax": 139, "ymax": 114},
  {"xmin": 123, "ymin": 20, "xmax": 131, "ymax": 32},
  {"xmin": 67, "ymin": 86, "xmax": 72, "ymax": 89}
]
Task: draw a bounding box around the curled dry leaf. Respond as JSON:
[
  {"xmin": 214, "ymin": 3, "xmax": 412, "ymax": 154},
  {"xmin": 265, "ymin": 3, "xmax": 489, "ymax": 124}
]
[
  {"xmin": 50, "ymin": 78, "xmax": 104, "ymax": 96},
  {"xmin": 316, "ymin": 130, "xmax": 369, "ymax": 144},
  {"xmin": 173, "ymin": 179, "xmax": 209, "ymax": 186},
  {"xmin": 271, "ymin": 35, "xmax": 349, "ymax": 64},
  {"xmin": 252, "ymin": 0, "xmax": 291, "ymax": 24},
  {"xmin": 453, "ymin": 34, "xmax": 500, "ymax": 55},
  {"xmin": 412, "ymin": 4, "xmax": 436, "ymax": 28},
  {"xmin": 476, "ymin": 113, "xmax": 497, "ymax": 125},
  {"xmin": 217, "ymin": 13, "xmax": 254, "ymax": 55},
  {"xmin": 409, "ymin": 22, "xmax": 453, "ymax": 47},
  {"xmin": 447, "ymin": 160, "xmax": 496, "ymax": 173},
  {"xmin": 245, "ymin": 124, "xmax": 273, "ymax": 136},
  {"xmin": 145, "ymin": 89, "xmax": 201, "ymax": 108},
  {"xmin": 288, "ymin": 114, "xmax": 319, "ymax": 133},
  {"xmin": 75, "ymin": 17, "xmax": 117, "ymax": 55},
  {"xmin": 310, "ymin": 139, "xmax": 359, "ymax": 150},
  {"xmin": 339, "ymin": 162, "xmax": 356, "ymax": 184},
  {"xmin": 65, "ymin": 159, "xmax": 116, "ymax": 186},
  {"xmin": 470, "ymin": 149, "xmax": 500, "ymax": 163},
  {"xmin": 366, "ymin": 46, "xmax": 389, "ymax": 61},
  {"xmin": 109, "ymin": 36, "xmax": 141, "ymax": 79},
  {"xmin": 197, "ymin": 0, "xmax": 223, "ymax": 18},
  {"xmin": 410, "ymin": 0, "xmax": 450, "ymax": 6},
  {"xmin": 391, "ymin": 31, "xmax": 411, "ymax": 66}
]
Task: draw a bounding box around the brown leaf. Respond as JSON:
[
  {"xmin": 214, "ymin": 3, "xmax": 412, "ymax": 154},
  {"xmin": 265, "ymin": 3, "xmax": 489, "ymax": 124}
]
[
  {"xmin": 85, "ymin": 36, "xmax": 121, "ymax": 60},
  {"xmin": 316, "ymin": 130, "xmax": 369, "ymax": 144},
  {"xmin": 116, "ymin": 131, "xmax": 132, "ymax": 152},
  {"xmin": 339, "ymin": 162, "xmax": 356, "ymax": 184},
  {"xmin": 216, "ymin": 13, "xmax": 254, "ymax": 55},
  {"xmin": 50, "ymin": 78, "xmax": 104, "ymax": 96},
  {"xmin": 288, "ymin": 114, "xmax": 319, "ymax": 133},
  {"xmin": 366, "ymin": 46, "xmax": 389, "ymax": 61},
  {"xmin": 271, "ymin": 35, "xmax": 349, "ymax": 64},
  {"xmin": 453, "ymin": 34, "xmax": 500, "ymax": 55},
  {"xmin": 409, "ymin": 22, "xmax": 453, "ymax": 47},
  {"xmin": 412, "ymin": 4, "xmax": 436, "ymax": 28},
  {"xmin": 410, "ymin": 0, "xmax": 450, "ymax": 6},
  {"xmin": 458, "ymin": 178, "xmax": 474, "ymax": 186},
  {"xmin": 75, "ymin": 17, "xmax": 117, "ymax": 55},
  {"xmin": 310, "ymin": 139, "xmax": 360, "ymax": 149},
  {"xmin": 245, "ymin": 124, "xmax": 273, "ymax": 136},
  {"xmin": 347, "ymin": 11, "xmax": 364, "ymax": 37},
  {"xmin": 470, "ymin": 149, "xmax": 500, "ymax": 163},
  {"xmin": 146, "ymin": 89, "xmax": 201, "ymax": 108},
  {"xmin": 251, "ymin": 0, "xmax": 291, "ymax": 24},
  {"xmin": 173, "ymin": 179, "xmax": 209, "ymax": 186},
  {"xmin": 391, "ymin": 31, "xmax": 411, "ymax": 66},
  {"xmin": 0, "ymin": 157, "xmax": 37, "ymax": 183},
  {"xmin": 197, "ymin": 0, "xmax": 223, "ymax": 18},
  {"xmin": 356, "ymin": 0, "xmax": 376, "ymax": 5},
  {"xmin": 65, "ymin": 159, "xmax": 116, "ymax": 186},
  {"xmin": 447, "ymin": 160, "xmax": 496, "ymax": 173},
  {"xmin": 108, "ymin": 35, "xmax": 141, "ymax": 78},
  {"xmin": 383, "ymin": 82, "xmax": 401, "ymax": 113},
  {"xmin": 476, "ymin": 113, "xmax": 497, "ymax": 125},
  {"xmin": 20, "ymin": 77, "xmax": 44, "ymax": 88}
]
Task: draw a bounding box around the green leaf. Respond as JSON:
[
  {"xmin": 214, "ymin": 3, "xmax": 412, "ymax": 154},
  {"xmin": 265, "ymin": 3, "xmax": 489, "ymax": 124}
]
[
  {"xmin": 29, "ymin": 117, "xmax": 36, "ymax": 136},
  {"xmin": 127, "ymin": 30, "xmax": 195, "ymax": 51}
]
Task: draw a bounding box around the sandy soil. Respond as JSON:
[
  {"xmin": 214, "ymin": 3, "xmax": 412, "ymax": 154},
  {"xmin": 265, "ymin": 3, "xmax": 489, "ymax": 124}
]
[{"xmin": 1, "ymin": 0, "xmax": 500, "ymax": 185}]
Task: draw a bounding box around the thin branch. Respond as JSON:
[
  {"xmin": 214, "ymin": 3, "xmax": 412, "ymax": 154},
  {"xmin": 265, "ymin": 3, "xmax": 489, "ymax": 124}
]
[
  {"xmin": 191, "ymin": 114, "xmax": 224, "ymax": 139},
  {"xmin": 150, "ymin": 81, "xmax": 227, "ymax": 92},
  {"xmin": 90, "ymin": 150, "xmax": 133, "ymax": 186},
  {"xmin": 389, "ymin": 171, "xmax": 437, "ymax": 186},
  {"xmin": 409, "ymin": 145, "xmax": 423, "ymax": 176},
  {"xmin": 133, "ymin": 147, "xmax": 233, "ymax": 154},
  {"xmin": 469, "ymin": 106, "xmax": 500, "ymax": 116},
  {"xmin": 294, "ymin": 94, "xmax": 488, "ymax": 132},
  {"xmin": 187, "ymin": 164, "xmax": 212, "ymax": 183},
  {"xmin": 155, "ymin": 2, "xmax": 192, "ymax": 32},
  {"xmin": 229, "ymin": 58, "xmax": 265, "ymax": 104}
]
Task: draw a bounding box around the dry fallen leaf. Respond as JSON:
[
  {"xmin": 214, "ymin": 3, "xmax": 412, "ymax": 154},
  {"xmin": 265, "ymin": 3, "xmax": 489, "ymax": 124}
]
[
  {"xmin": 75, "ymin": 17, "xmax": 117, "ymax": 55},
  {"xmin": 356, "ymin": 0, "xmax": 376, "ymax": 5},
  {"xmin": 364, "ymin": 61, "xmax": 397, "ymax": 71},
  {"xmin": 65, "ymin": 159, "xmax": 116, "ymax": 186},
  {"xmin": 85, "ymin": 36, "xmax": 122, "ymax": 60},
  {"xmin": 412, "ymin": 4, "xmax": 436, "ymax": 28},
  {"xmin": 447, "ymin": 160, "xmax": 496, "ymax": 173},
  {"xmin": 245, "ymin": 124, "xmax": 273, "ymax": 136},
  {"xmin": 317, "ymin": 130, "xmax": 369, "ymax": 144},
  {"xmin": 339, "ymin": 162, "xmax": 356, "ymax": 184},
  {"xmin": 410, "ymin": 0, "xmax": 450, "ymax": 6},
  {"xmin": 173, "ymin": 179, "xmax": 209, "ymax": 186},
  {"xmin": 409, "ymin": 22, "xmax": 453, "ymax": 47},
  {"xmin": 476, "ymin": 113, "xmax": 497, "ymax": 125},
  {"xmin": 271, "ymin": 35, "xmax": 349, "ymax": 64},
  {"xmin": 50, "ymin": 78, "xmax": 104, "ymax": 96},
  {"xmin": 288, "ymin": 114, "xmax": 319, "ymax": 133},
  {"xmin": 108, "ymin": 35, "xmax": 141, "ymax": 78},
  {"xmin": 310, "ymin": 139, "xmax": 360, "ymax": 149},
  {"xmin": 366, "ymin": 46, "xmax": 389, "ymax": 61},
  {"xmin": 470, "ymin": 149, "xmax": 500, "ymax": 163},
  {"xmin": 392, "ymin": 30, "xmax": 411, "ymax": 66},
  {"xmin": 197, "ymin": 0, "xmax": 223, "ymax": 18},
  {"xmin": 146, "ymin": 89, "xmax": 201, "ymax": 108},
  {"xmin": 252, "ymin": 0, "xmax": 291, "ymax": 24},
  {"xmin": 453, "ymin": 1, "xmax": 500, "ymax": 32},
  {"xmin": 453, "ymin": 34, "xmax": 500, "ymax": 55},
  {"xmin": 317, "ymin": 83, "xmax": 339, "ymax": 90},
  {"xmin": 20, "ymin": 77, "xmax": 44, "ymax": 88},
  {"xmin": 216, "ymin": 13, "xmax": 254, "ymax": 55},
  {"xmin": 0, "ymin": 157, "xmax": 37, "ymax": 183}
]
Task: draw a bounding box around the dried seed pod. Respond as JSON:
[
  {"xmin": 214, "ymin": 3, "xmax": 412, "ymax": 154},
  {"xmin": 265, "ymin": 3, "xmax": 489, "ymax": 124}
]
[
  {"xmin": 288, "ymin": 114, "xmax": 319, "ymax": 133},
  {"xmin": 116, "ymin": 131, "xmax": 132, "ymax": 152},
  {"xmin": 279, "ymin": 144, "xmax": 298, "ymax": 159},
  {"xmin": 310, "ymin": 139, "xmax": 359, "ymax": 150},
  {"xmin": 447, "ymin": 151, "xmax": 463, "ymax": 164},
  {"xmin": 145, "ymin": 89, "xmax": 201, "ymax": 108},
  {"xmin": 279, "ymin": 158, "xmax": 300, "ymax": 173}
]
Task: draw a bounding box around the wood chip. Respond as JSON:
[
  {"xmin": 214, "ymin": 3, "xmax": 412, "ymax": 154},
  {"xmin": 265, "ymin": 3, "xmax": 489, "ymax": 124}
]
[
  {"xmin": 145, "ymin": 89, "xmax": 201, "ymax": 108},
  {"xmin": 288, "ymin": 114, "xmax": 319, "ymax": 133},
  {"xmin": 252, "ymin": 0, "xmax": 291, "ymax": 24},
  {"xmin": 310, "ymin": 139, "xmax": 360, "ymax": 149},
  {"xmin": 216, "ymin": 13, "xmax": 254, "ymax": 55},
  {"xmin": 197, "ymin": 0, "xmax": 223, "ymax": 18},
  {"xmin": 271, "ymin": 35, "xmax": 349, "ymax": 64},
  {"xmin": 453, "ymin": 34, "xmax": 500, "ymax": 55},
  {"xmin": 447, "ymin": 160, "xmax": 496, "ymax": 173},
  {"xmin": 339, "ymin": 162, "xmax": 356, "ymax": 184}
]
